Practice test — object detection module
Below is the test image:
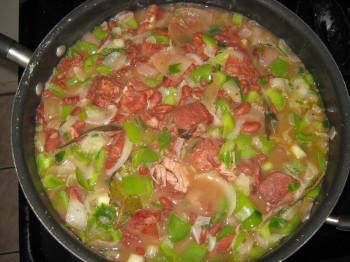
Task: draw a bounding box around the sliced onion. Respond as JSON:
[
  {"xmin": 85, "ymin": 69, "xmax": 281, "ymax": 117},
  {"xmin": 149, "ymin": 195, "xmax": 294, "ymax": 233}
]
[
  {"xmin": 195, "ymin": 171, "xmax": 236, "ymax": 217},
  {"xmin": 44, "ymin": 96, "xmax": 61, "ymax": 120},
  {"xmin": 191, "ymin": 224, "xmax": 202, "ymax": 244},
  {"xmin": 270, "ymin": 77, "xmax": 288, "ymax": 90},
  {"xmin": 80, "ymin": 133, "xmax": 110, "ymax": 155},
  {"xmin": 65, "ymin": 197, "xmax": 88, "ymax": 230},
  {"xmin": 146, "ymin": 245, "xmax": 158, "ymax": 258},
  {"xmin": 84, "ymin": 191, "xmax": 110, "ymax": 213},
  {"xmin": 47, "ymin": 159, "xmax": 76, "ymax": 178},
  {"xmin": 85, "ymin": 104, "xmax": 117, "ymax": 125},
  {"xmin": 185, "ymin": 53, "xmax": 203, "ymax": 66},
  {"xmin": 107, "ymin": 136, "xmax": 132, "ymax": 176},
  {"xmin": 223, "ymin": 79, "xmax": 241, "ymax": 103},
  {"xmin": 59, "ymin": 115, "xmax": 78, "ymax": 134},
  {"xmin": 103, "ymin": 52, "xmax": 127, "ymax": 70},
  {"xmin": 226, "ymin": 47, "xmax": 244, "ymax": 61},
  {"xmin": 237, "ymin": 25, "xmax": 252, "ymax": 39},
  {"xmin": 145, "ymin": 35, "xmax": 157, "ymax": 44},
  {"xmin": 208, "ymin": 235, "xmax": 216, "ymax": 252},
  {"xmin": 204, "ymin": 45, "xmax": 216, "ymax": 58},
  {"xmin": 81, "ymin": 32, "xmax": 100, "ymax": 45},
  {"xmin": 135, "ymin": 63, "xmax": 159, "ymax": 78},
  {"xmin": 73, "ymin": 66, "xmax": 89, "ymax": 81}
]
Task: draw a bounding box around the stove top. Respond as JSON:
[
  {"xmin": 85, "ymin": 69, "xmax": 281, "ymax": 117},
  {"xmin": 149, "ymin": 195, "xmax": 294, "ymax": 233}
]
[{"xmin": 18, "ymin": 0, "xmax": 350, "ymax": 261}]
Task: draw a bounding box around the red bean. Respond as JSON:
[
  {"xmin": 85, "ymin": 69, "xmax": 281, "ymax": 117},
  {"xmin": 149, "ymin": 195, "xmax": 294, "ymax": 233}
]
[
  {"xmin": 159, "ymin": 197, "xmax": 173, "ymax": 209},
  {"xmin": 241, "ymin": 122, "xmax": 261, "ymax": 134},
  {"xmin": 199, "ymin": 228, "xmax": 208, "ymax": 245},
  {"xmin": 139, "ymin": 166, "xmax": 149, "ymax": 176},
  {"xmin": 233, "ymin": 102, "xmax": 251, "ymax": 115},
  {"xmin": 149, "ymin": 90, "xmax": 162, "ymax": 107},
  {"xmin": 135, "ymin": 246, "xmax": 145, "ymax": 256},
  {"xmin": 209, "ymin": 221, "xmax": 222, "ymax": 236},
  {"xmin": 182, "ymin": 85, "xmax": 192, "ymax": 97}
]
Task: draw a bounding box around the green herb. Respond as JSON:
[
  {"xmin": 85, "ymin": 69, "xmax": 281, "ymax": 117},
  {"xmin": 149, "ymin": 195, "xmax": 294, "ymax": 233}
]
[{"xmin": 208, "ymin": 26, "xmax": 222, "ymax": 36}]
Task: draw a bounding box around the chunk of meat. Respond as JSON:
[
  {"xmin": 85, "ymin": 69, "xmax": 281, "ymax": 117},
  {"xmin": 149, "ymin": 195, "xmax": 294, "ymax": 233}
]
[
  {"xmin": 88, "ymin": 76, "xmax": 124, "ymax": 107},
  {"xmin": 126, "ymin": 209, "xmax": 161, "ymax": 238},
  {"xmin": 258, "ymin": 171, "xmax": 297, "ymax": 206},
  {"xmin": 224, "ymin": 47, "xmax": 260, "ymax": 83},
  {"xmin": 150, "ymin": 156, "xmax": 191, "ymax": 193},
  {"xmin": 119, "ymin": 88, "xmax": 147, "ymax": 115},
  {"xmin": 187, "ymin": 138, "xmax": 220, "ymax": 172},
  {"xmin": 160, "ymin": 102, "xmax": 213, "ymax": 132},
  {"xmin": 57, "ymin": 56, "xmax": 83, "ymax": 77}
]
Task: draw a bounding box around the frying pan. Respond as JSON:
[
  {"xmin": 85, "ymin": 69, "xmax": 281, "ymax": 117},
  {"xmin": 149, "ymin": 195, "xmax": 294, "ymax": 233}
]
[{"xmin": 1, "ymin": 0, "xmax": 350, "ymax": 261}]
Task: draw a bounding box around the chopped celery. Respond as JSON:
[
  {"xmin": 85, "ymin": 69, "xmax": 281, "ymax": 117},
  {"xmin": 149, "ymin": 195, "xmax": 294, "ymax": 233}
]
[
  {"xmin": 283, "ymin": 158, "xmax": 305, "ymax": 176},
  {"xmin": 219, "ymin": 140, "xmax": 235, "ymax": 169},
  {"xmin": 245, "ymin": 90, "xmax": 263, "ymax": 104},
  {"xmin": 61, "ymin": 104, "xmax": 73, "ymax": 120},
  {"xmin": 215, "ymin": 71, "xmax": 227, "ymax": 86},
  {"xmin": 75, "ymin": 151, "xmax": 91, "ymax": 165},
  {"xmin": 83, "ymin": 54, "xmax": 99, "ymax": 73},
  {"xmin": 47, "ymin": 83, "xmax": 67, "ymax": 97},
  {"xmin": 183, "ymin": 243, "xmax": 207, "ymax": 262},
  {"xmin": 124, "ymin": 121, "xmax": 143, "ymax": 144},
  {"xmin": 42, "ymin": 174, "xmax": 65, "ymax": 190},
  {"xmin": 209, "ymin": 52, "xmax": 229, "ymax": 67},
  {"xmin": 69, "ymin": 40, "xmax": 98, "ymax": 57},
  {"xmin": 316, "ymin": 150, "xmax": 327, "ymax": 171},
  {"xmin": 269, "ymin": 215, "xmax": 301, "ymax": 234},
  {"xmin": 215, "ymin": 99, "xmax": 231, "ymax": 113},
  {"xmin": 146, "ymin": 74, "xmax": 164, "ymax": 88},
  {"xmin": 121, "ymin": 175, "xmax": 153, "ymax": 197},
  {"xmin": 96, "ymin": 65, "xmax": 111, "ymax": 75},
  {"xmin": 242, "ymin": 210, "xmax": 263, "ymax": 230},
  {"xmin": 167, "ymin": 213, "xmax": 192, "ymax": 243},
  {"xmin": 36, "ymin": 153, "xmax": 53, "ymax": 176},
  {"xmin": 66, "ymin": 76, "xmax": 79, "ymax": 87},
  {"xmin": 259, "ymin": 136, "xmax": 274, "ymax": 154},
  {"xmin": 233, "ymin": 231, "xmax": 247, "ymax": 251},
  {"xmin": 232, "ymin": 13, "xmax": 244, "ymax": 25},
  {"xmin": 249, "ymin": 246, "xmax": 266, "ymax": 260},
  {"xmin": 190, "ymin": 64, "xmax": 213, "ymax": 84},
  {"xmin": 222, "ymin": 112, "xmax": 235, "ymax": 138},
  {"xmin": 57, "ymin": 190, "xmax": 69, "ymax": 211},
  {"xmin": 296, "ymin": 133, "xmax": 313, "ymax": 143},
  {"xmin": 291, "ymin": 112, "xmax": 308, "ymax": 131},
  {"xmin": 266, "ymin": 88, "xmax": 285, "ymax": 111},
  {"xmin": 76, "ymin": 168, "xmax": 93, "ymax": 191},
  {"xmin": 302, "ymin": 73, "xmax": 314, "ymax": 86},
  {"xmin": 268, "ymin": 57, "xmax": 290, "ymax": 77},
  {"xmin": 168, "ymin": 63, "xmax": 182, "ymax": 75},
  {"xmin": 132, "ymin": 147, "xmax": 159, "ymax": 168},
  {"xmin": 202, "ymin": 34, "xmax": 218, "ymax": 47},
  {"xmin": 92, "ymin": 27, "xmax": 109, "ymax": 41}
]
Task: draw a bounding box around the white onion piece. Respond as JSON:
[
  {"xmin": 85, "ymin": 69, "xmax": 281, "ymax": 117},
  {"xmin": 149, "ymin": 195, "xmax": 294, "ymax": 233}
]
[
  {"xmin": 195, "ymin": 215, "xmax": 211, "ymax": 226},
  {"xmin": 73, "ymin": 66, "xmax": 89, "ymax": 81},
  {"xmin": 195, "ymin": 171, "xmax": 236, "ymax": 217},
  {"xmin": 65, "ymin": 197, "xmax": 88, "ymax": 230},
  {"xmin": 191, "ymin": 224, "xmax": 202, "ymax": 244},
  {"xmin": 80, "ymin": 133, "xmax": 109, "ymax": 155},
  {"xmin": 44, "ymin": 96, "xmax": 61, "ymax": 120},
  {"xmin": 81, "ymin": 32, "xmax": 100, "ymax": 45},
  {"xmin": 99, "ymin": 38, "xmax": 125, "ymax": 52},
  {"xmin": 270, "ymin": 77, "xmax": 288, "ymax": 90},
  {"xmin": 127, "ymin": 254, "xmax": 144, "ymax": 262},
  {"xmin": 59, "ymin": 115, "xmax": 78, "ymax": 134},
  {"xmin": 35, "ymin": 131, "xmax": 46, "ymax": 153},
  {"xmin": 185, "ymin": 53, "xmax": 203, "ymax": 66},
  {"xmin": 226, "ymin": 47, "xmax": 244, "ymax": 61},
  {"xmin": 145, "ymin": 35, "xmax": 157, "ymax": 44},
  {"xmin": 278, "ymin": 39, "xmax": 299, "ymax": 61},
  {"xmin": 112, "ymin": 26, "xmax": 122, "ymax": 36},
  {"xmin": 237, "ymin": 25, "xmax": 252, "ymax": 39},
  {"xmin": 47, "ymin": 159, "xmax": 76, "ymax": 178},
  {"xmin": 107, "ymin": 136, "xmax": 132, "ymax": 176},
  {"xmin": 146, "ymin": 245, "xmax": 158, "ymax": 258},
  {"xmin": 135, "ymin": 63, "xmax": 159, "ymax": 78},
  {"xmin": 204, "ymin": 45, "xmax": 216, "ymax": 58},
  {"xmin": 208, "ymin": 235, "xmax": 216, "ymax": 252},
  {"xmin": 223, "ymin": 79, "xmax": 241, "ymax": 103},
  {"xmin": 84, "ymin": 191, "xmax": 110, "ymax": 213},
  {"xmin": 103, "ymin": 52, "xmax": 127, "ymax": 70},
  {"xmin": 85, "ymin": 104, "xmax": 117, "ymax": 125},
  {"xmin": 258, "ymin": 47, "xmax": 280, "ymax": 68}
]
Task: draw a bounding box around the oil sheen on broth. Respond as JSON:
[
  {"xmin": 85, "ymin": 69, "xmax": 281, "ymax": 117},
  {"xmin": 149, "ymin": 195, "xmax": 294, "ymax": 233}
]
[{"xmin": 34, "ymin": 3, "xmax": 329, "ymax": 261}]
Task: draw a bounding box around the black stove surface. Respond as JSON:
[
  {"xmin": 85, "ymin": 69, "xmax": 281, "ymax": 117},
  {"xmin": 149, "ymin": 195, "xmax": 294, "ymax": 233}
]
[{"xmin": 19, "ymin": 0, "xmax": 350, "ymax": 261}]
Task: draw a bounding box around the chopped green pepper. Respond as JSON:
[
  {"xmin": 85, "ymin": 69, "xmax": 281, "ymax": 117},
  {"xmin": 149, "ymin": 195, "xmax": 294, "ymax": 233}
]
[
  {"xmin": 219, "ymin": 140, "xmax": 235, "ymax": 169},
  {"xmin": 42, "ymin": 174, "xmax": 65, "ymax": 190},
  {"xmin": 83, "ymin": 54, "xmax": 99, "ymax": 73},
  {"xmin": 159, "ymin": 240, "xmax": 181, "ymax": 261},
  {"xmin": 266, "ymin": 88, "xmax": 285, "ymax": 111},
  {"xmin": 235, "ymin": 191, "xmax": 258, "ymax": 221},
  {"xmin": 124, "ymin": 121, "xmax": 143, "ymax": 144},
  {"xmin": 76, "ymin": 168, "xmax": 93, "ymax": 191},
  {"xmin": 296, "ymin": 133, "xmax": 313, "ymax": 143},
  {"xmin": 92, "ymin": 27, "xmax": 109, "ymax": 41},
  {"xmin": 202, "ymin": 34, "xmax": 218, "ymax": 47},
  {"xmin": 57, "ymin": 190, "xmax": 69, "ymax": 211},
  {"xmin": 168, "ymin": 63, "xmax": 182, "ymax": 75},
  {"xmin": 288, "ymin": 181, "xmax": 300, "ymax": 192},
  {"xmin": 183, "ymin": 243, "xmax": 207, "ymax": 262},
  {"xmin": 47, "ymin": 83, "xmax": 67, "ymax": 97},
  {"xmin": 54, "ymin": 151, "xmax": 66, "ymax": 164},
  {"xmin": 121, "ymin": 175, "xmax": 153, "ymax": 197},
  {"xmin": 146, "ymin": 74, "xmax": 164, "ymax": 88},
  {"xmin": 96, "ymin": 65, "xmax": 111, "ymax": 75},
  {"xmin": 215, "ymin": 99, "xmax": 230, "ymax": 113},
  {"xmin": 222, "ymin": 112, "xmax": 235, "ymax": 138},
  {"xmin": 132, "ymin": 147, "xmax": 159, "ymax": 168},
  {"xmin": 232, "ymin": 13, "xmax": 244, "ymax": 25},
  {"xmin": 69, "ymin": 41, "xmax": 98, "ymax": 57},
  {"xmin": 209, "ymin": 52, "xmax": 229, "ymax": 67},
  {"xmin": 93, "ymin": 204, "xmax": 117, "ymax": 231},
  {"xmin": 167, "ymin": 213, "xmax": 192, "ymax": 243},
  {"xmin": 216, "ymin": 225, "xmax": 236, "ymax": 241},
  {"xmin": 208, "ymin": 26, "xmax": 222, "ymax": 36},
  {"xmin": 153, "ymin": 34, "xmax": 170, "ymax": 45},
  {"xmin": 61, "ymin": 104, "xmax": 73, "ymax": 120},
  {"xmin": 157, "ymin": 129, "xmax": 174, "ymax": 150},
  {"xmin": 128, "ymin": 18, "xmax": 138, "ymax": 29},
  {"xmin": 268, "ymin": 57, "xmax": 290, "ymax": 77},
  {"xmin": 316, "ymin": 149, "xmax": 327, "ymax": 171},
  {"xmin": 306, "ymin": 185, "xmax": 321, "ymax": 199},
  {"xmin": 242, "ymin": 210, "xmax": 263, "ymax": 230},
  {"xmin": 190, "ymin": 64, "xmax": 213, "ymax": 84},
  {"xmin": 36, "ymin": 153, "xmax": 53, "ymax": 176}
]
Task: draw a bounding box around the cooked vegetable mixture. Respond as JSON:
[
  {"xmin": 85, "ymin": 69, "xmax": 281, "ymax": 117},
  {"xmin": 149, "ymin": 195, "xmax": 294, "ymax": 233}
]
[{"xmin": 35, "ymin": 4, "xmax": 330, "ymax": 261}]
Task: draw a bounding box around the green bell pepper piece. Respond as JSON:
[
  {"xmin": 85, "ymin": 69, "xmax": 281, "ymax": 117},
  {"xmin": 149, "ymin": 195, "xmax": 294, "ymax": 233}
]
[
  {"xmin": 202, "ymin": 34, "xmax": 218, "ymax": 47},
  {"xmin": 69, "ymin": 41, "xmax": 98, "ymax": 57},
  {"xmin": 121, "ymin": 175, "xmax": 153, "ymax": 197},
  {"xmin": 76, "ymin": 168, "xmax": 93, "ymax": 191},
  {"xmin": 57, "ymin": 190, "xmax": 69, "ymax": 211},
  {"xmin": 153, "ymin": 34, "xmax": 170, "ymax": 45},
  {"xmin": 61, "ymin": 104, "xmax": 73, "ymax": 120},
  {"xmin": 93, "ymin": 204, "xmax": 117, "ymax": 231},
  {"xmin": 316, "ymin": 150, "xmax": 327, "ymax": 171},
  {"xmin": 183, "ymin": 243, "xmax": 207, "ymax": 262},
  {"xmin": 296, "ymin": 133, "xmax": 313, "ymax": 143},
  {"xmin": 242, "ymin": 210, "xmax": 263, "ymax": 230},
  {"xmin": 208, "ymin": 26, "xmax": 222, "ymax": 36},
  {"xmin": 42, "ymin": 174, "xmax": 65, "ymax": 190},
  {"xmin": 36, "ymin": 153, "xmax": 53, "ymax": 176},
  {"xmin": 128, "ymin": 18, "xmax": 138, "ymax": 29},
  {"xmin": 190, "ymin": 64, "xmax": 213, "ymax": 84},
  {"xmin": 219, "ymin": 140, "xmax": 235, "ymax": 169},
  {"xmin": 159, "ymin": 240, "xmax": 181, "ymax": 261},
  {"xmin": 124, "ymin": 121, "xmax": 143, "ymax": 144},
  {"xmin": 288, "ymin": 181, "xmax": 300, "ymax": 192},
  {"xmin": 216, "ymin": 225, "xmax": 236, "ymax": 241},
  {"xmin": 54, "ymin": 150, "xmax": 65, "ymax": 164},
  {"xmin": 235, "ymin": 192, "xmax": 258, "ymax": 221},
  {"xmin": 83, "ymin": 54, "xmax": 99, "ymax": 73},
  {"xmin": 268, "ymin": 57, "xmax": 290, "ymax": 77},
  {"xmin": 167, "ymin": 213, "xmax": 192, "ymax": 243},
  {"xmin": 92, "ymin": 26, "xmax": 109, "ymax": 41},
  {"xmin": 306, "ymin": 185, "xmax": 321, "ymax": 199},
  {"xmin": 168, "ymin": 63, "xmax": 182, "ymax": 75},
  {"xmin": 222, "ymin": 112, "xmax": 235, "ymax": 138},
  {"xmin": 266, "ymin": 88, "xmax": 285, "ymax": 111},
  {"xmin": 146, "ymin": 74, "xmax": 164, "ymax": 88},
  {"xmin": 232, "ymin": 13, "xmax": 244, "ymax": 25},
  {"xmin": 215, "ymin": 99, "xmax": 230, "ymax": 113},
  {"xmin": 96, "ymin": 65, "xmax": 111, "ymax": 75},
  {"xmin": 132, "ymin": 147, "xmax": 159, "ymax": 168},
  {"xmin": 47, "ymin": 83, "xmax": 67, "ymax": 97}
]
